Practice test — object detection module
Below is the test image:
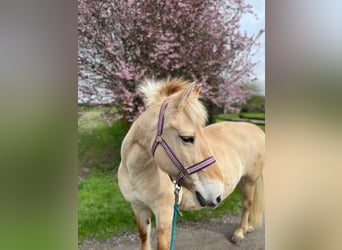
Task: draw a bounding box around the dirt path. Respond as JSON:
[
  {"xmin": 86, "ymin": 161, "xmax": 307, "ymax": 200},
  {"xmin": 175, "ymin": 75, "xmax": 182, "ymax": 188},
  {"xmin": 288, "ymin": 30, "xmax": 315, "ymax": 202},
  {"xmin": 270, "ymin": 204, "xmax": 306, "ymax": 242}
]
[{"xmin": 79, "ymin": 214, "xmax": 265, "ymax": 250}]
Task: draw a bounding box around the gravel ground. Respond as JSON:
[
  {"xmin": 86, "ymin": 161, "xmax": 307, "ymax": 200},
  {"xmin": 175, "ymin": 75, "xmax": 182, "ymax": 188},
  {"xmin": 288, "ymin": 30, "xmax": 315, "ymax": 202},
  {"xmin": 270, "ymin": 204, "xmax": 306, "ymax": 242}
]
[{"xmin": 79, "ymin": 214, "xmax": 265, "ymax": 250}]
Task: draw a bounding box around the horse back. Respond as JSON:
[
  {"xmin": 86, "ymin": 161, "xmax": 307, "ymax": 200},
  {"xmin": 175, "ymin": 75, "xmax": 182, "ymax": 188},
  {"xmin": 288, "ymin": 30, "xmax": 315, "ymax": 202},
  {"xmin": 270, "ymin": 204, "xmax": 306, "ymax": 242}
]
[{"xmin": 204, "ymin": 121, "xmax": 265, "ymax": 182}]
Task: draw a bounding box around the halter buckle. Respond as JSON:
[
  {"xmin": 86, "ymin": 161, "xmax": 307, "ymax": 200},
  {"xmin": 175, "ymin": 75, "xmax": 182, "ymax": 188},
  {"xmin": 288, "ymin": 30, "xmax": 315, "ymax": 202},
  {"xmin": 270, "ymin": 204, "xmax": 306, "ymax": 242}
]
[
  {"xmin": 155, "ymin": 135, "xmax": 163, "ymax": 142},
  {"xmin": 173, "ymin": 184, "xmax": 182, "ymax": 209}
]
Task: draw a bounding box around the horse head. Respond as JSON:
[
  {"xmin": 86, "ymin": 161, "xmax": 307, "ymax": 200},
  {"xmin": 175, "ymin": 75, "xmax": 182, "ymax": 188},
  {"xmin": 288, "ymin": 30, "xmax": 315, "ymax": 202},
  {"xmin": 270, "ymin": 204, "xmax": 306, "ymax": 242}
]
[{"xmin": 141, "ymin": 79, "xmax": 224, "ymax": 207}]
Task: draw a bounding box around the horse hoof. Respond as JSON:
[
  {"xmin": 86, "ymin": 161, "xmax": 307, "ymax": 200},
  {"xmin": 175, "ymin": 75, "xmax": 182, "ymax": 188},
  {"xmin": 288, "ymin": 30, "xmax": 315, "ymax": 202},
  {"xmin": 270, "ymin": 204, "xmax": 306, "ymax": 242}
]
[
  {"xmin": 247, "ymin": 225, "xmax": 255, "ymax": 233},
  {"xmin": 230, "ymin": 235, "xmax": 243, "ymax": 245}
]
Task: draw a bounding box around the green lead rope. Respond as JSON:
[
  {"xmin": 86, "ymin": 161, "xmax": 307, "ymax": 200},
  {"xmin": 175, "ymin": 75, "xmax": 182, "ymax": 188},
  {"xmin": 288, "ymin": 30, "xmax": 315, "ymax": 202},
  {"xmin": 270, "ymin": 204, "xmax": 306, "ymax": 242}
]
[
  {"xmin": 170, "ymin": 203, "xmax": 181, "ymax": 250},
  {"xmin": 170, "ymin": 184, "xmax": 182, "ymax": 250}
]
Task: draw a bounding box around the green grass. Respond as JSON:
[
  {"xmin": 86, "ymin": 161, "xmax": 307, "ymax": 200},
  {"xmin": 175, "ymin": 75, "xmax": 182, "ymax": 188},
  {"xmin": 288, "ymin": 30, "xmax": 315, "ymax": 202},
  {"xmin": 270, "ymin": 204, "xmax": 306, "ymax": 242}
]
[
  {"xmin": 78, "ymin": 106, "xmax": 118, "ymax": 113},
  {"xmin": 78, "ymin": 108, "xmax": 128, "ymax": 244},
  {"xmin": 179, "ymin": 189, "xmax": 241, "ymax": 222},
  {"xmin": 258, "ymin": 124, "xmax": 265, "ymax": 131},
  {"xmin": 216, "ymin": 112, "xmax": 265, "ymax": 120},
  {"xmin": 216, "ymin": 112, "xmax": 265, "ymax": 131},
  {"xmin": 239, "ymin": 112, "xmax": 265, "ymax": 120},
  {"xmin": 216, "ymin": 113, "xmax": 240, "ymax": 120},
  {"xmin": 78, "ymin": 168, "xmax": 241, "ymax": 243},
  {"xmin": 78, "ymin": 111, "xmax": 124, "ymax": 172},
  {"xmin": 78, "ymin": 166, "xmax": 241, "ymax": 244},
  {"xmin": 78, "ymin": 169, "xmax": 135, "ymax": 244}
]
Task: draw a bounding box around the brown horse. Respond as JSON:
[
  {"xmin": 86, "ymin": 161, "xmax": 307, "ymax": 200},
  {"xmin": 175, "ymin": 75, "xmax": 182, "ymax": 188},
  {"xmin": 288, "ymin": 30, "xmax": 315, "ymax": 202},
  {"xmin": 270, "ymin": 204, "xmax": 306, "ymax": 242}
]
[{"xmin": 118, "ymin": 78, "xmax": 264, "ymax": 250}]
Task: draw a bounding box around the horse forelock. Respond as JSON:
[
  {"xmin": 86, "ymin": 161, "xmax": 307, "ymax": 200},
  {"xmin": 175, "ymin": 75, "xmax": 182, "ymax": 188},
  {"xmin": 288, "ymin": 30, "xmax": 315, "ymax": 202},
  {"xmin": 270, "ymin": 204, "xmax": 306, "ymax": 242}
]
[
  {"xmin": 139, "ymin": 78, "xmax": 187, "ymax": 106},
  {"xmin": 140, "ymin": 78, "xmax": 208, "ymax": 126}
]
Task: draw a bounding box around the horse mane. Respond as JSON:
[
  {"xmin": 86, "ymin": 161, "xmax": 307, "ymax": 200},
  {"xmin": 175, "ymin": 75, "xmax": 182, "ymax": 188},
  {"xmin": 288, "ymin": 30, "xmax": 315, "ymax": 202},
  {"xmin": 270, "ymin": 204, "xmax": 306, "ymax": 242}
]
[
  {"xmin": 139, "ymin": 78, "xmax": 188, "ymax": 106},
  {"xmin": 140, "ymin": 78, "xmax": 208, "ymax": 126}
]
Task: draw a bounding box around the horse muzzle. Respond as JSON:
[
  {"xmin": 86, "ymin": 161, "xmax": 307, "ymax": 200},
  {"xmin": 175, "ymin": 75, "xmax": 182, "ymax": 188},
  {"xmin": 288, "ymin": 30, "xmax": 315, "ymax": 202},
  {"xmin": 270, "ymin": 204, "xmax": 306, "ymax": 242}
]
[{"xmin": 195, "ymin": 191, "xmax": 222, "ymax": 208}]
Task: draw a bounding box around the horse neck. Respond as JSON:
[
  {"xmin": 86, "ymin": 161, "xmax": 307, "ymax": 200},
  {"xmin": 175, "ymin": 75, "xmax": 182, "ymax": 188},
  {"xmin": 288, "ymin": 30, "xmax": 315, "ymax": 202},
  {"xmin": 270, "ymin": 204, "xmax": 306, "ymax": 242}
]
[{"xmin": 130, "ymin": 107, "xmax": 158, "ymax": 157}]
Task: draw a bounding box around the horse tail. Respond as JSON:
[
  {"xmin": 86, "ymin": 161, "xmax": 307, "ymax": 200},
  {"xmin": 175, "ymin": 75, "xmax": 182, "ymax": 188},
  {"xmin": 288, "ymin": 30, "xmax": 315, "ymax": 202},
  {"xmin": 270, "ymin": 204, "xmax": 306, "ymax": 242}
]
[{"xmin": 249, "ymin": 174, "xmax": 264, "ymax": 228}]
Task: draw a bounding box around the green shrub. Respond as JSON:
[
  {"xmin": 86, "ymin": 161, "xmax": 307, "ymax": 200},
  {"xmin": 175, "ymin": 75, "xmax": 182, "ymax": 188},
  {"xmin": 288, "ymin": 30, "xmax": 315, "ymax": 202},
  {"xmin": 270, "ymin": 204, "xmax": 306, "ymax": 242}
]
[{"xmin": 241, "ymin": 95, "xmax": 265, "ymax": 113}]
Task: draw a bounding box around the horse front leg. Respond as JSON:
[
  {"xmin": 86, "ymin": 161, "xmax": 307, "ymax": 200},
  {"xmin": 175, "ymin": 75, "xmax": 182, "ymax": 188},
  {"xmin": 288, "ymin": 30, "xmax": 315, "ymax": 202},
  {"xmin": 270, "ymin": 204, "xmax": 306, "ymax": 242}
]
[
  {"xmin": 131, "ymin": 203, "xmax": 152, "ymax": 250},
  {"xmin": 154, "ymin": 205, "xmax": 173, "ymax": 250},
  {"xmin": 231, "ymin": 177, "xmax": 256, "ymax": 244}
]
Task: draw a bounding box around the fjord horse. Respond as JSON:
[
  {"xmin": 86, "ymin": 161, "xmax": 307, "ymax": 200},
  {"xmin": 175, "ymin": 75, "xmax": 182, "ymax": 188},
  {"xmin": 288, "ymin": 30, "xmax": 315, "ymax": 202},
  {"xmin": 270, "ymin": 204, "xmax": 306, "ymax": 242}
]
[{"xmin": 118, "ymin": 79, "xmax": 264, "ymax": 250}]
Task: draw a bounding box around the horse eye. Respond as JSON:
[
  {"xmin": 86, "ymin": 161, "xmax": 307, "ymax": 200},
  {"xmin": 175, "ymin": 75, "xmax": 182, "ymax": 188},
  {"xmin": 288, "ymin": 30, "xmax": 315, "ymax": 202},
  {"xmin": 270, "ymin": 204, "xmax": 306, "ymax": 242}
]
[{"xmin": 179, "ymin": 136, "xmax": 195, "ymax": 144}]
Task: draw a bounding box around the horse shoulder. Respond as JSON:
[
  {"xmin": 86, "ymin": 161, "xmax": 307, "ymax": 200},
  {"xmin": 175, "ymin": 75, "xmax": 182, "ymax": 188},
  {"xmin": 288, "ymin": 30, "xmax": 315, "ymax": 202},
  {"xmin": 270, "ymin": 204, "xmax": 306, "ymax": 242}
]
[
  {"xmin": 204, "ymin": 122, "xmax": 264, "ymax": 195},
  {"xmin": 120, "ymin": 141, "xmax": 174, "ymax": 207}
]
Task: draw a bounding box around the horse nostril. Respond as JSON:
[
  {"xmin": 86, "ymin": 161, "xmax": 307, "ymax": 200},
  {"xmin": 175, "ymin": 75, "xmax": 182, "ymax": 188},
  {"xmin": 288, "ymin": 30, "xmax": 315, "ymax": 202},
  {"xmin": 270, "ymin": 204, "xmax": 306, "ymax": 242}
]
[
  {"xmin": 216, "ymin": 195, "xmax": 221, "ymax": 203},
  {"xmin": 195, "ymin": 191, "xmax": 206, "ymax": 207}
]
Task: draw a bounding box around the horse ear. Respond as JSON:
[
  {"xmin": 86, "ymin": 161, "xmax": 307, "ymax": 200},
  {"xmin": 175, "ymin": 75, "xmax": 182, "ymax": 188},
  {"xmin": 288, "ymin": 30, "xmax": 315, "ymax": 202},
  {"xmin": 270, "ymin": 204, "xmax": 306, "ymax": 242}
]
[
  {"xmin": 194, "ymin": 84, "xmax": 202, "ymax": 98},
  {"xmin": 177, "ymin": 82, "xmax": 197, "ymax": 110}
]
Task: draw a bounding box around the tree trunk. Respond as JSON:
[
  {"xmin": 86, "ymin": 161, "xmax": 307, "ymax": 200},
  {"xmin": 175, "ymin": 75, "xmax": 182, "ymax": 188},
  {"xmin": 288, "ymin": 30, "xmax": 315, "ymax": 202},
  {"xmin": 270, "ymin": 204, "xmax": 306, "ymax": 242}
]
[{"xmin": 204, "ymin": 100, "xmax": 217, "ymax": 125}]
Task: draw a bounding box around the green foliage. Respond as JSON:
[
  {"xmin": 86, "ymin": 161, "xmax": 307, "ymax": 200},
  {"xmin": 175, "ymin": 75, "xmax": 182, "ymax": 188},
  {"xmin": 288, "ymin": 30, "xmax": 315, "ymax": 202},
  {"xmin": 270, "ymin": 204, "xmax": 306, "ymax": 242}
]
[{"xmin": 241, "ymin": 95, "xmax": 265, "ymax": 113}]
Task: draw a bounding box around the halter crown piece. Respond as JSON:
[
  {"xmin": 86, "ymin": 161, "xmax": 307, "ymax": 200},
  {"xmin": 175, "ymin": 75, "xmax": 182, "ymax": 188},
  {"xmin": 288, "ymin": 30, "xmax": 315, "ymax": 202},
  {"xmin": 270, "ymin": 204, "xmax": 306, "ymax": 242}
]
[{"xmin": 151, "ymin": 100, "xmax": 216, "ymax": 186}]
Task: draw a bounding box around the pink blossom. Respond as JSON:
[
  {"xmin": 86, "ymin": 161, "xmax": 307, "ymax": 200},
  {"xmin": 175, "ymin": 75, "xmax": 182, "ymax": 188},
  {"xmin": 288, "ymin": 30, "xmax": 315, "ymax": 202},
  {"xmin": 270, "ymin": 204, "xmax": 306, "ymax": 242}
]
[{"xmin": 78, "ymin": 0, "xmax": 263, "ymax": 122}]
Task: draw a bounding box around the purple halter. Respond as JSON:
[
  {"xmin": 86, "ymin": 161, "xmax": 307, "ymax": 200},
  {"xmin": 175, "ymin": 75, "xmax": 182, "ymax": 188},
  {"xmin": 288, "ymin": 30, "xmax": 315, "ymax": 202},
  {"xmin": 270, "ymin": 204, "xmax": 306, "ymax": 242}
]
[{"xmin": 151, "ymin": 100, "xmax": 216, "ymax": 186}]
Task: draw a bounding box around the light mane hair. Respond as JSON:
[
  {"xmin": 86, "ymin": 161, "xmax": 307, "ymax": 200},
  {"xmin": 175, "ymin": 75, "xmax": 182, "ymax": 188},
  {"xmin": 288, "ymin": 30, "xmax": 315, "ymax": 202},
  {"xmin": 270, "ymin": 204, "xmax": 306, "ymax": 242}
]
[{"xmin": 139, "ymin": 78, "xmax": 208, "ymax": 126}]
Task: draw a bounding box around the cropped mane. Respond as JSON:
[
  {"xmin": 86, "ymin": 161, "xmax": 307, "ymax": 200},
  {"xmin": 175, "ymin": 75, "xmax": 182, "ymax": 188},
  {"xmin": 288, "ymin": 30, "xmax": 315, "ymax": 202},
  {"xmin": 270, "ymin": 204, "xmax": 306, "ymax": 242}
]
[
  {"xmin": 139, "ymin": 78, "xmax": 208, "ymax": 126},
  {"xmin": 139, "ymin": 78, "xmax": 189, "ymax": 106}
]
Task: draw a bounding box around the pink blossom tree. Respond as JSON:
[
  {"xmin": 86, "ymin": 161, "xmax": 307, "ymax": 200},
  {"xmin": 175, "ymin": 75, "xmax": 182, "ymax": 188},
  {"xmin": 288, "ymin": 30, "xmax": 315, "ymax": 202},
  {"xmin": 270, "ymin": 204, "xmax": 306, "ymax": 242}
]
[{"xmin": 78, "ymin": 0, "xmax": 263, "ymax": 124}]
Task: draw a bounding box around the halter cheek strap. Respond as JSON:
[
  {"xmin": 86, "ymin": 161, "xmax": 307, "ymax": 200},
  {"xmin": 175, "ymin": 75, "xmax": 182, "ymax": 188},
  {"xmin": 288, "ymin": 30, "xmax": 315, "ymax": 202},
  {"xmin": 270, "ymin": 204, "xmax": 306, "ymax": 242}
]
[{"xmin": 151, "ymin": 100, "xmax": 216, "ymax": 186}]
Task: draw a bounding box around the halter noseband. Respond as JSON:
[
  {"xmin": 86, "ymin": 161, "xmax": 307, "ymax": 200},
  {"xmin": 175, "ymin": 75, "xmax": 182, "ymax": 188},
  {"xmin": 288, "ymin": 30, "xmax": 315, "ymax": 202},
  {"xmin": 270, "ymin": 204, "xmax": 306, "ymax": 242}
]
[{"xmin": 151, "ymin": 100, "xmax": 216, "ymax": 186}]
